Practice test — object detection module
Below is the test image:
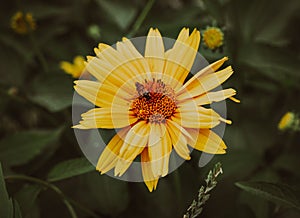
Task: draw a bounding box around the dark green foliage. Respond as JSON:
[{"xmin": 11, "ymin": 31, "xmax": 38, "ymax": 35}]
[
  {"xmin": 236, "ymin": 181, "xmax": 300, "ymax": 210},
  {"xmin": 0, "ymin": 0, "xmax": 300, "ymax": 217},
  {"xmin": 0, "ymin": 163, "xmax": 14, "ymax": 218},
  {"xmin": 47, "ymin": 157, "xmax": 94, "ymax": 182}
]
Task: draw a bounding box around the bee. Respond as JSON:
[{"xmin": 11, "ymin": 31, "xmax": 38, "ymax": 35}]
[
  {"xmin": 142, "ymin": 92, "xmax": 151, "ymax": 100},
  {"xmin": 135, "ymin": 82, "xmax": 151, "ymax": 100}
]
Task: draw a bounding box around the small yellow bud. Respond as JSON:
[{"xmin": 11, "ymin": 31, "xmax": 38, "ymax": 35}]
[
  {"xmin": 278, "ymin": 112, "xmax": 299, "ymax": 131},
  {"xmin": 202, "ymin": 27, "xmax": 224, "ymax": 50}
]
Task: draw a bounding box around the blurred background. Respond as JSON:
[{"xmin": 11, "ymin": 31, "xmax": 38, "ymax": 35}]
[{"xmin": 1, "ymin": 0, "xmax": 300, "ymax": 217}]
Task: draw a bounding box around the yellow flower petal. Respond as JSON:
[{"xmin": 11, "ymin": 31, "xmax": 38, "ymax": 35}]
[
  {"xmin": 229, "ymin": 96, "xmax": 241, "ymax": 103},
  {"xmin": 114, "ymin": 148, "xmax": 145, "ymax": 176},
  {"xmin": 186, "ymin": 128, "xmax": 227, "ymax": 154},
  {"xmin": 73, "ymin": 107, "xmax": 137, "ymax": 129},
  {"xmin": 183, "ymin": 88, "xmax": 238, "ymax": 105},
  {"xmin": 145, "ymin": 28, "xmax": 165, "ymax": 77},
  {"xmin": 74, "ymin": 80, "xmax": 130, "ymax": 107},
  {"xmin": 166, "ymin": 120, "xmax": 191, "ymax": 160},
  {"xmin": 163, "ymin": 28, "xmax": 200, "ymax": 89},
  {"xmin": 85, "ymin": 56, "xmax": 134, "ymax": 90},
  {"xmin": 87, "ymin": 55, "xmax": 150, "ymax": 96},
  {"xmin": 141, "ymin": 148, "xmax": 159, "ymax": 192},
  {"xmin": 119, "ymin": 121, "xmax": 149, "ymax": 154},
  {"xmin": 90, "ymin": 43, "xmax": 150, "ymax": 90},
  {"xmin": 114, "ymin": 121, "xmax": 149, "ymax": 176},
  {"xmin": 96, "ymin": 127, "xmax": 130, "ymax": 174},
  {"xmin": 176, "ymin": 57, "xmax": 229, "ymax": 95},
  {"xmin": 74, "ymin": 56, "xmax": 85, "ymax": 68},
  {"xmin": 278, "ymin": 112, "xmax": 296, "ymax": 130},
  {"xmin": 160, "ymin": 125, "xmax": 172, "ymax": 177},
  {"xmin": 117, "ymin": 38, "xmax": 150, "ymax": 77},
  {"xmin": 60, "ymin": 56, "xmax": 86, "ymax": 78},
  {"xmin": 174, "ymin": 100, "xmax": 221, "ymax": 128},
  {"xmin": 148, "ymin": 123, "xmax": 172, "ymax": 177},
  {"xmin": 176, "ymin": 65, "xmax": 233, "ymax": 101}
]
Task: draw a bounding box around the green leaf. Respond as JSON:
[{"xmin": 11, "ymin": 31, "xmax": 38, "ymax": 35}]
[
  {"xmin": 239, "ymin": 42, "xmax": 300, "ymax": 88},
  {"xmin": 143, "ymin": 6, "xmax": 202, "ymax": 37},
  {"xmin": 252, "ymin": 0, "xmax": 299, "ymax": 46},
  {"xmin": 217, "ymin": 149, "xmax": 260, "ymax": 179},
  {"xmin": 272, "ymin": 154, "xmax": 300, "ymax": 178},
  {"xmin": 0, "ymin": 40, "xmax": 26, "ymax": 86},
  {"xmin": 14, "ymin": 184, "xmax": 42, "ymax": 217},
  {"xmin": 0, "ymin": 34, "xmax": 34, "ymax": 63},
  {"xmin": 24, "ymin": 4, "xmax": 67, "ymax": 19},
  {"xmin": 238, "ymin": 189, "xmax": 269, "ymax": 218},
  {"xmin": 12, "ymin": 199, "xmax": 22, "ymax": 218},
  {"xmin": 236, "ymin": 181, "xmax": 300, "ymax": 210},
  {"xmin": 47, "ymin": 157, "xmax": 94, "ymax": 182},
  {"xmin": 96, "ymin": 0, "xmax": 137, "ymax": 30},
  {"xmin": 28, "ymin": 74, "xmax": 73, "ymax": 112},
  {"xmin": 203, "ymin": 0, "xmax": 224, "ymax": 23},
  {"xmin": 0, "ymin": 163, "xmax": 14, "ymax": 218},
  {"xmin": 0, "ymin": 128, "xmax": 62, "ymax": 166}
]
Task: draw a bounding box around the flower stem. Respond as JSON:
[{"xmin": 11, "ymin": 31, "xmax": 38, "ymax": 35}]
[
  {"xmin": 4, "ymin": 175, "xmax": 99, "ymax": 218},
  {"xmin": 28, "ymin": 32, "xmax": 49, "ymax": 73},
  {"xmin": 127, "ymin": 0, "xmax": 156, "ymax": 37},
  {"xmin": 64, "ymin": 197, "xmax": 101, "ymax": 218}
]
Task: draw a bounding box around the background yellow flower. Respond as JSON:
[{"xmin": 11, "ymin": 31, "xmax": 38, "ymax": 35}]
[
  {"xmin": 202, "ymin": 27, "xmax": 224, "ymax": 50},
  {"xmin": 60, "ymin": 56, "xmax": 86, "ymax": 78},
  {"xmin": 11, "ymin": 11, "xmax": 36, "ymax": 34}
]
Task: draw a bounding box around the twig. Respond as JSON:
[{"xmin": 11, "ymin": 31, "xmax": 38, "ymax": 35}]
[
  {"xmin": 5, "ymin": 175, "xmax": 77, "ymax": 218},
  {"xmin": 29, "ymin": 32, "xmax": 49, "ymax": 73},
  {"xmin": 127, "ymin": 0, "xmax": 156, "ymax": 38},
  {"xmin": 183, "ymin": 162, "xmax": 223, "ymax": 218}
]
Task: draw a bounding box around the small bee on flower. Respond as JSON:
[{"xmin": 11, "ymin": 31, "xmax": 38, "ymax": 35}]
[{"xmin": 10, "ymin": 11, "xmax": 36, "ymax": 35}]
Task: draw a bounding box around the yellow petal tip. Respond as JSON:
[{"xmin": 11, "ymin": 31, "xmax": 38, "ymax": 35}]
[
  {"xmin": 229, "ymin": 96, "xmax": 240, "ymax": 103},
  {"xmin": 86, "ymin": 56, "xmax": 93, "ymax": 61},
  {"xmin": 220, "ymin": 117, "xmax": 232, "ymax": 125}
]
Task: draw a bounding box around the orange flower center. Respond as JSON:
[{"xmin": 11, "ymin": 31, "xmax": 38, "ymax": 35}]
[{"xmin": 131, "ymin": 79, "xmax": 177, "ymax": 123}]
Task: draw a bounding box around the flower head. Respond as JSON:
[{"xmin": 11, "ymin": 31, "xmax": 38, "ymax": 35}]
[
  {"xmin": 11, "ymin": 11, "xmax": 36, "ymax": 34},
  {"xmin": 74, "ymin": 28, "xmax": 238, "ymax": 192},
  {"xmin": 202, "ymin": 27, "xmax": 224, "ymax": 50},
  {"xmin": 278, "ymin": 112, "xmax": 299, "ymax": 131},
  {"xmin": 60, "ymin": 56, "xmax": 86, "ymax": 78}
]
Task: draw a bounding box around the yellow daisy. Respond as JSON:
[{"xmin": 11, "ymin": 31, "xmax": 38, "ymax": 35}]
[
  {"xmin": 73, "ymin": 27, "xmax": 238, "ymax": 192},
  {"xmin": 11, "ymin": 11, "xmax": 36, "ymax": 34}
]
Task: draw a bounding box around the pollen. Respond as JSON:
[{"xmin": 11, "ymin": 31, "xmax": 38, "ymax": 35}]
[{"xmin": 131, "ymin": 79, "xmax": 177, "ymax": 123}]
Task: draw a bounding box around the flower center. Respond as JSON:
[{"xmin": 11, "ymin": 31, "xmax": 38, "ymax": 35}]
[{"xmin": 131, "ymin": 79, "xmax": 177, "ymax": 123}]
